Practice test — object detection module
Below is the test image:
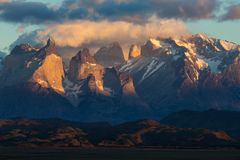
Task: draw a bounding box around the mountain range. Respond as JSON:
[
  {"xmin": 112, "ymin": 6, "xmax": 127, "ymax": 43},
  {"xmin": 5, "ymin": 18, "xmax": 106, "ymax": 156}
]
[
  {"xmin": 0, "ymin": 118, "xmax": 236, "ymax": 148},
  {"xmin": 0, "ymin": 34, "xmax": 240, "ymax": 122}
]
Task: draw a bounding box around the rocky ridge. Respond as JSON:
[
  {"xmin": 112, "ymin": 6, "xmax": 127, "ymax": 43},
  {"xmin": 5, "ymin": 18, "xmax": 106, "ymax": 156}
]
[
  {"xmin": 0, "ymin": 118, "xmax": 235, "ymax": 148},
  {"xmin": 0, "ymin": 34, "xmax": 240, "ymax": 122},
  {"xmin": 120, "ymin": 34, "xmax": 240, "ymax": 116}
]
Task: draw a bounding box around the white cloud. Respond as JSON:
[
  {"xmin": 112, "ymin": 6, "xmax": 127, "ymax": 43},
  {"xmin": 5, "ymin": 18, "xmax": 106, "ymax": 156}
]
[
  {"xmin": 35, "ymin": 18, "xmax": 190, "ymax": 48},
  {"xmin": 11, "ymin": 17, "xmax": 190, "ymax": 59}
]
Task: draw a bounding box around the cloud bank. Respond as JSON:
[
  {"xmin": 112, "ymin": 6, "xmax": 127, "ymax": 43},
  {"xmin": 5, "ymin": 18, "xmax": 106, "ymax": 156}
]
[
  {"xmin": 221, "ymin": 4, "xmax": 240, "ymax": 20},
  {"xmin": 0, "ymin": 1, "xmax": 58, "ymax": 24},
  {"xmin": 11, "ymin": 18, "xmax": 190, "ymax": 58},
  {"xmin": 5, "ymin": 0, "xmax": 240, "ymax": 59},
  {"xmin": 12, "ymin": 19, "xmax": 190, "ymax": 46},
  {"xmin": 0, "ymin": 0, "xmax": 220, "ymax": 24},
  {"xmin": 37, "ymin": 19, "xmax": 190, "ymax": 48}
]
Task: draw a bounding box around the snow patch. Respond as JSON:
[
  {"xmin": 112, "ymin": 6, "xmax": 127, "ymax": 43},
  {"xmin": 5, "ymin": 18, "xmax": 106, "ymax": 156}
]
[
  {"xmin": 140, "ymin": 58, "xmax": 165, "ymax": 82},
  {"xmin": 63, "ymin": 78, "xmax": 85, "ymax": 106},
  {"xmin": 205, "ymin": 58, "xmax": 221, "ymax": 72},
  {"xmin": 120, "ymin": 57, "xmax": 146, "ymax": 74},
  {"xmin": 197, "ymin": 55, "xmax": 221, "ymax": 72}
]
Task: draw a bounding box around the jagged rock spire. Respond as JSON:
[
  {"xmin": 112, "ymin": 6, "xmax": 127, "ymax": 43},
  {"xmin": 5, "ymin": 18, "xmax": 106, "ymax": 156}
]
[
  {"xmin": 47, "ymin": 37, "xmax": 55, "ymax": 46},
  {"xmin": 44, "ymin": 37, "xmax": 58, "ymax": 55},
  {"xmin": 75, "ymin": 48, "xmax": 96, "ymax": 64},
  {"xmin": 68, "ymin": 48, "xmax": 104, "ymax": 92},
  {"xmin": 94, "ymin": 42, "xmax": 125, "ymax": 67},
  {"xmin": 129, "ymin": 45, "xmax": 140, "ymax": 59},
  {"xmin": 141, "ymin": 39, "xmax": 161, "ymax": 56}
]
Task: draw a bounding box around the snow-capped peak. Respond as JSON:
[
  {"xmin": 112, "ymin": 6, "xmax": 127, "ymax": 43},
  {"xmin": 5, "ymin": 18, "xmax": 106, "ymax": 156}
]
[
  {"xmin": 122, "ymin": 33, "xmax": 240, "ymax": 87},
  {"xmin": 219, "ymin": 40, "xmax": 238, "ymax": 51},
  {"xmin": 193, "ymin": 33, "xmax": 209, "ymax": 40},
  {"xmin": 149, "ymin": 38, "xmax": 161, "ymax": 48}
]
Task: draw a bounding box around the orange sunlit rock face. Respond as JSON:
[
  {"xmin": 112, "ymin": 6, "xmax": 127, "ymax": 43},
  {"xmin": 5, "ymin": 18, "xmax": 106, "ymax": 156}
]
[
  {"xmin": 68, "ymin": 48, "xmax": 104, "ymax": 92},
  {"xmin": 128, "ymin": 45, "xmax": 140, "ymax": 59},
  {"xmin": 31, "ymin": 53, "xmax": 65, "ymax": 93},
  {"xmin": 0, "ymin": 39, "xmax": 65, "ymax": 94}
]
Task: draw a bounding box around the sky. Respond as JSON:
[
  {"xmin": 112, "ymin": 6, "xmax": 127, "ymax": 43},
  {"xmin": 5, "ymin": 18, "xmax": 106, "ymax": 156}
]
[{"xmin": 0, "ymin": 0, "xmax": 240, "ymax": 55}]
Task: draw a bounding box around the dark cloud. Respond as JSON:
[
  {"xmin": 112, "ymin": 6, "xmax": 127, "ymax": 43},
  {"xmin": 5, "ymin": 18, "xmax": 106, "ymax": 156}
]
[
  {"xmin": 68, "ymin": 8, "xmax": 89, "ymax": 19},
  {"xmin": 0, "ymin": 1, "xmax": 58, "ymax": 24},
  {"xmin": 95, "ymin": 0, "xmax": 218, "ymax": 21},
  {"xmin": 154, "ymin": 0, "xmax": 217, "ymax": 19},
  {"xmin": 0, "ymin": 0, "xmax": 220, "ymax": 24},
  {"xmin": 221, "ymin": 4, "xmax": 240, "ymax": 20}
]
